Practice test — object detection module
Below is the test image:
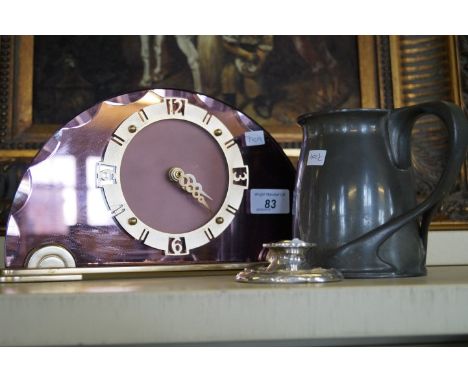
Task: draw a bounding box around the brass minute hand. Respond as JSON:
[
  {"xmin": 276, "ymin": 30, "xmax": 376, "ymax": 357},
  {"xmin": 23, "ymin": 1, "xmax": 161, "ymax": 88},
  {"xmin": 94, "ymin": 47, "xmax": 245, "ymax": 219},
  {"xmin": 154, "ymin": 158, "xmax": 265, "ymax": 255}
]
[{"xmin": 168, "ymin": 167, "xmax": 212, "ymax": 210}]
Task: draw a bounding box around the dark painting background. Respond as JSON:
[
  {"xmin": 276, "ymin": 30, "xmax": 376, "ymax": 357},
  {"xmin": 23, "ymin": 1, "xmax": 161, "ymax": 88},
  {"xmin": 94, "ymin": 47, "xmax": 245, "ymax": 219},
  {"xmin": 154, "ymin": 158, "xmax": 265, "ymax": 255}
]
[{"xmin": 33, "ymin": 36, "xmax": 361, "ymax": 139}]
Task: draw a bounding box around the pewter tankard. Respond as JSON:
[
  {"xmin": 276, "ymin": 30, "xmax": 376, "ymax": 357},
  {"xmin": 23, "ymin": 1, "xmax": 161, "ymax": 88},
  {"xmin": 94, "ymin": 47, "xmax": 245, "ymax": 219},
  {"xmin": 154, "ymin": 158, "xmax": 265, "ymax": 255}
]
[{"xmin": 293, "ymin": 101, "xmax": 468, "ymax": 278}]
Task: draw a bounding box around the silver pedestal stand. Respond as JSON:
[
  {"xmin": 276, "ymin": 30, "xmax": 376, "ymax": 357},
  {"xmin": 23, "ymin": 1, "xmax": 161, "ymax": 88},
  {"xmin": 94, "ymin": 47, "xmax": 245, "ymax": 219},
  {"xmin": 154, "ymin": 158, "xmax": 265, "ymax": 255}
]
[{"xmin": 236, "ymin": 239, "xmax": 343, "ymax": 284}]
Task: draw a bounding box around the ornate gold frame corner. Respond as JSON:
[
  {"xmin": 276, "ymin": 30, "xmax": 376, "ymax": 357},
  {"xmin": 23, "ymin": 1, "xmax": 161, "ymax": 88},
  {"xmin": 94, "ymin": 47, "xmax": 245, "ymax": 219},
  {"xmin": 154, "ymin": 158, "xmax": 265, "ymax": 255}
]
[
  {"xmin": 0, "ymin": 36, "xmax": 42, "ymax": 155},
  {"xmin": 387, "ymin": 35, "xmax": 466, "ymax": 230}
]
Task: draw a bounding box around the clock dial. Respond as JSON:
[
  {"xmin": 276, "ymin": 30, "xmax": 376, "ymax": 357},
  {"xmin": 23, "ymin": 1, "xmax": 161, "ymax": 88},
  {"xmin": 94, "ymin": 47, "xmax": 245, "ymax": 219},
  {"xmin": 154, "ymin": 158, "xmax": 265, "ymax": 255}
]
[
  {"xmin": 98, "ymin": 98, "xmax": 249, "ymax": 255},
  {"xmin": 120, "ymin": 119, "xmax": 228, "ymax": 233}
]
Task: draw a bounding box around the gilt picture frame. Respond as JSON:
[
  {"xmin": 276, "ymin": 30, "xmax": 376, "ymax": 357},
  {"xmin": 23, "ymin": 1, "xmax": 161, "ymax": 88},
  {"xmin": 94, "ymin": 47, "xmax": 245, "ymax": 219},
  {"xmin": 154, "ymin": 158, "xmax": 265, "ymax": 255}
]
[{"xmin": 0, "ymin": 35, "xmax": 467, "ymax": 231}]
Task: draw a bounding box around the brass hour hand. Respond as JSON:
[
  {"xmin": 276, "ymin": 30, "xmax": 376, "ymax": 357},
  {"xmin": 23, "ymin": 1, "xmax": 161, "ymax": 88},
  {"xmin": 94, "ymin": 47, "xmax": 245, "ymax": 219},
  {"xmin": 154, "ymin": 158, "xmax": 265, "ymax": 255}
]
[{"xmin": 168, "ymin": 167, "xmax": 213, "ymax": 210}]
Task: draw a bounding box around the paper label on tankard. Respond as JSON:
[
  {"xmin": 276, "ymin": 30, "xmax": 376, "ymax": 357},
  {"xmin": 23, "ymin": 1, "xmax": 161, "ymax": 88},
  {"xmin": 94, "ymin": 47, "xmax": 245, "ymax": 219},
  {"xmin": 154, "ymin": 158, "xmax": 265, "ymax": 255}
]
[
  {"xmin": 307, "ymin": 150, "xmax": 327, "ymax": 166},
  {"xmin": 244, "ymin": 131, "xmax": 265, "ymax": 146},
  {"xmin": 250, "ymin": 189, "xmax": 290, "ymax": 214}
]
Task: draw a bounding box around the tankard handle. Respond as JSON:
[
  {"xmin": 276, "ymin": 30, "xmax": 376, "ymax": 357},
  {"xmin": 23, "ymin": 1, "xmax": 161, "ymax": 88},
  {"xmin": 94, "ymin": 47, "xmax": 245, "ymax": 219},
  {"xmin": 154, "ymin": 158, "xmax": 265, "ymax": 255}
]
[{"xmin": 334, "ymin": 101, "xmax": 468, "ymax": 260}]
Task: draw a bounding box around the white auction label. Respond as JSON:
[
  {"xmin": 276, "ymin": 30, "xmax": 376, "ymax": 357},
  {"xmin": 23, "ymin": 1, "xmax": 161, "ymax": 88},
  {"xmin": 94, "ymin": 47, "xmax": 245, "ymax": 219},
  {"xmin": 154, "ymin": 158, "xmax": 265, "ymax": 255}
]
[
  {"xmin": 307, "ymin": 150, "xmax": 327, "ymax": 166},
  {"xmin": 245, "ymin": 130, "xmax": 265, "ymax": 146},
  {"xmin": 250, "ymin": 189, "xmax": 290, "ymax": 214}
]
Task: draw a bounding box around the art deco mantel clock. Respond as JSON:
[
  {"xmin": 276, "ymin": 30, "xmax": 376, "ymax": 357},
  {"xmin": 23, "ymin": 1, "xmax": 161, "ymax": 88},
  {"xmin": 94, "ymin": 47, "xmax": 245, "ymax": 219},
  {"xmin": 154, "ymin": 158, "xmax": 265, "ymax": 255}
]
[{"xmin": 1, "ymin": 89, "xmax": 295, "ymax": 282}]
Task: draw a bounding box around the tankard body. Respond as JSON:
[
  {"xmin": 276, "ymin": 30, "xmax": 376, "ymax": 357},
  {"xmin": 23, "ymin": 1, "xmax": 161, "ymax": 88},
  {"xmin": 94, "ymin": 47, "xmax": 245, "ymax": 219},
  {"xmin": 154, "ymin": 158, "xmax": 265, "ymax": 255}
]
[{"xmin": 293, "ymin": 103, "xmax": 468, "ymax": 278}]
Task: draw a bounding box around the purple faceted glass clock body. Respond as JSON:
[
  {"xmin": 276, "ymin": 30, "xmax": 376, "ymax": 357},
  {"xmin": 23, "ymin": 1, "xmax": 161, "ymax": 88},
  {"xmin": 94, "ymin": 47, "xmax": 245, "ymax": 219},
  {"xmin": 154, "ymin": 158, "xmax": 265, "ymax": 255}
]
[{"xmin": 4, "ymin": 89, "xmax": 295, "ymax": 268}]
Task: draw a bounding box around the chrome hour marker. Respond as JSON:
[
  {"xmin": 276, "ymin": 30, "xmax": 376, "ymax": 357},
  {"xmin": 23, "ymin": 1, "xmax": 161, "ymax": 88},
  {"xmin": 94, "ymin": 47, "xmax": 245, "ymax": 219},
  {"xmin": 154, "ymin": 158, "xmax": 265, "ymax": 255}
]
[
  {"xmin": 224, "ymin": 138, "xmax": 236, "ymax": 148},
  {"xmin": 226, "ymin": 204, "xmax": 238, "ymax": 215},
  {"xmin": 110, "ymin": 134, "xmax": 125, "ymax": 146},
  {"xmin": 138, "ymin": 109, "xmax": 149, "ymax": 122},
  {"xmin": 166, "ymin": 98, "xmax": 186, "ymax": 115},
  {"xmin": 204, "ymin": 228, "xmax": 215, "ymax": 241},
  {"xmin": 202, "ymin": 112, "xmax": 213, "ymax": 125},
  {"xmin": 139, "ymin": 229, "xmax": 149, "ymax": 242},
  {"xmin": 168, "ymin": 237, "xmax": 188, "ymax": 255},
  {"xmin": 96, "ymin": 163, "xmax": 117, "ymax": 187},
  {"xmin": 110, "ymin": 204, "xmax": 126, "ymax": 217},
  {"xmin": 232, "ymin": 166, "xmax": 249, "ymax": 187}
]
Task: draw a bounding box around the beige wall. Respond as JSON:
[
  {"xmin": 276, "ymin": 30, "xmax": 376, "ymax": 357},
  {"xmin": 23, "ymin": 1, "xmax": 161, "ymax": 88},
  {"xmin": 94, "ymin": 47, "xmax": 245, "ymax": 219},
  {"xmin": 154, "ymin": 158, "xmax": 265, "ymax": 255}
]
[{"xmin": 426, "ymin": 231, "xmax": 468, "ymax": 265}]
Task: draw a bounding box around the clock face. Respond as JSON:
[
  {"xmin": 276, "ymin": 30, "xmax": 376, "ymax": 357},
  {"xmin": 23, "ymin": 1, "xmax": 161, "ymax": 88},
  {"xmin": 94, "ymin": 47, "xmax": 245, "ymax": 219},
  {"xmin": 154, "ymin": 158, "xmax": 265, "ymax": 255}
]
[{"xmin": 98, "ymin": 97, "xmax": 249, "ymax": 255}]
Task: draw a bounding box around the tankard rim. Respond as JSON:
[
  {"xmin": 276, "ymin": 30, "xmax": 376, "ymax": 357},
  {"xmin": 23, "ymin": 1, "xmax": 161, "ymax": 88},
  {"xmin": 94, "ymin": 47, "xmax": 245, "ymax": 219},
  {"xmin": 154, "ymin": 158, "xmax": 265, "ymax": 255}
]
[{"xmin": 297, "ymin": 108, "xmax": 389, "ymax": 125}]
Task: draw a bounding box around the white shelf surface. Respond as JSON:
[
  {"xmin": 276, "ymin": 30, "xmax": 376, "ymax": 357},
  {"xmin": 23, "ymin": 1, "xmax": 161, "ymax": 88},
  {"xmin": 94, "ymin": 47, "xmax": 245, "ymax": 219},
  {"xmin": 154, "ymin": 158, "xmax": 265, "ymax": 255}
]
[{"xmin": 1, "ymin": 266, "xmax": 468, "ymax": 346}]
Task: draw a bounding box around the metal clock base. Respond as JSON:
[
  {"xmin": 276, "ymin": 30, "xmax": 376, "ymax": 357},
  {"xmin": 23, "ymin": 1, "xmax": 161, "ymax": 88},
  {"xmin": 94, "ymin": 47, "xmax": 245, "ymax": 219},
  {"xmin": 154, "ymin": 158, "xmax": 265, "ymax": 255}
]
[{"xmin": 0, "ymin": 263, "xmax": 259, "ymax": 283}]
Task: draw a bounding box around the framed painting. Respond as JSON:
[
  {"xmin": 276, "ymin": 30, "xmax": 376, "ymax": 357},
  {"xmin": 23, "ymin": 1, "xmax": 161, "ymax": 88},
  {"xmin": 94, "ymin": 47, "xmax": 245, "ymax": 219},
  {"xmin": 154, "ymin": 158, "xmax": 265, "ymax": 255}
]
[
  {"xmin": 0, "ymin": 35, "xmax": 466, "ymax": 232},
  {"xmin": 1, "ymin": 36, "xmax": 363, "ymax": 144}
]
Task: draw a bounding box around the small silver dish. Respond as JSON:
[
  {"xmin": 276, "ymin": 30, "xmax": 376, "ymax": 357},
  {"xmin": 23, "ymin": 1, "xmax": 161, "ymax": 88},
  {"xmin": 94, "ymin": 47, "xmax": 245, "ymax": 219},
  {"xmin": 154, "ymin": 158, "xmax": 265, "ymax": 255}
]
[{"xmin": 236, "ymin": 238, "xmax": 343, "ymax": 284}]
